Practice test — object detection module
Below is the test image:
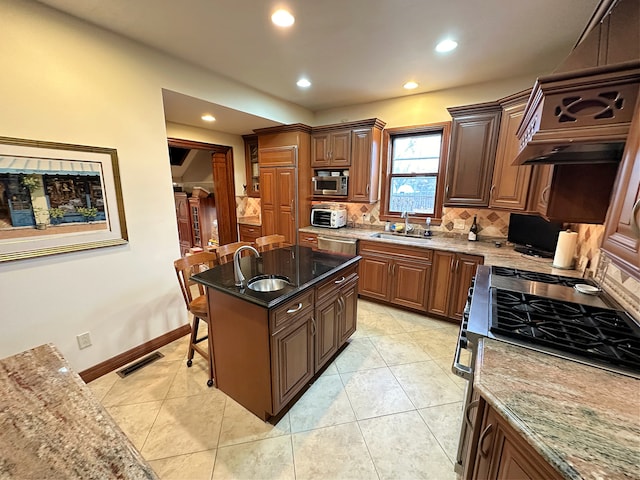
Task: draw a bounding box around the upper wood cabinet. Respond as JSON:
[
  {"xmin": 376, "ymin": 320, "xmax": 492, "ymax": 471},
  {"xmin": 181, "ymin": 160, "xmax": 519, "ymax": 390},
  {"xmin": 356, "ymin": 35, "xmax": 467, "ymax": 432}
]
[
  {"xmin": 311, "ymin": 129, "xmax": 351, "ymax": 167},
  {"xmin": 526, "ymin": 162, "xmax": 619, "ymax": 224},
  {"xmin": 602, "ymin": 95, "xmax": 640, "ymax": 278},
  {"xmin": 489, "ymin": 91, "xmax": 532, "ymax": 211},
  {"xmin": 349, "ymin": 120, "xmax": 385, "ymax": 203},
  {"xmin": 243, "ymin": 135, "xmax": 260, "ymax": 197},
  {"xmin": 445, "ymin": 102, "xmax": 502, "ymax": 207}
]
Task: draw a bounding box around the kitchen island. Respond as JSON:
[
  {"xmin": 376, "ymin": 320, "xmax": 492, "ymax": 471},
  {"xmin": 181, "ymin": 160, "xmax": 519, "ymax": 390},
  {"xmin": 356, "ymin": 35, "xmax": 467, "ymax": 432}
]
[
  {"xmin": 0, "ymin": 344, "xmax": 157, "ymax": 480},
  {"xmin": 466, "ymin": 338, "xmax": 639, "ymax": 480},
  {"xmin": 192, "ymin": 245, "xmax": 360, "ymax": 420}
]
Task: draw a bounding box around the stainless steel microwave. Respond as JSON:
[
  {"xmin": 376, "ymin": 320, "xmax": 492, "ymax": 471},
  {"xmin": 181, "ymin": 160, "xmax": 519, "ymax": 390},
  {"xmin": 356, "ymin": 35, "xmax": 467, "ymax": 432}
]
[{"xmin": 312, "ymin": 175, "xmax": 348, "ymax": 196}]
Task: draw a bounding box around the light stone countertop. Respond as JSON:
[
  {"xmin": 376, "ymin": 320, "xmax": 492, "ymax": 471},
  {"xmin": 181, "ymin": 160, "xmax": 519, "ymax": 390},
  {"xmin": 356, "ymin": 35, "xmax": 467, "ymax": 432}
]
[
  {"xmin": 237, "ymin": 215, "xmax": 261, "ymax": 226},
  {"xmin": 0, "ymin": 344, "xmax": 158, "ymax": 480},
  {"xmin": 299, "ymin": 225, "xmax": 581, "ymax": 276},
  {"xmin": 475, "ymin": 339, "xmax": 640, "ymax": 480}
]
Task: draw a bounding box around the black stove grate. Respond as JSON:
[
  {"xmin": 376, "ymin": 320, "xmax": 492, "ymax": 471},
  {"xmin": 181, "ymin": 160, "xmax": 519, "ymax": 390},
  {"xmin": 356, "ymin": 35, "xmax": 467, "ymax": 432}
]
[
  {"xmin": 490, "ymin": 289, "xmax": 640, "ymax": 374},
  {"xmin": 491, "ymin": 266, "xmax": 594, "ymax": 288}
]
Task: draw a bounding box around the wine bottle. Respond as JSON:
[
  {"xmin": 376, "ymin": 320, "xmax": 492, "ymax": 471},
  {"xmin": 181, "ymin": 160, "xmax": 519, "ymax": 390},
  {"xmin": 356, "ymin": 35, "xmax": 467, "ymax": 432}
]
[{"xmin": 468, "ymin": 215, "xmax": 478, "ymax": 241}]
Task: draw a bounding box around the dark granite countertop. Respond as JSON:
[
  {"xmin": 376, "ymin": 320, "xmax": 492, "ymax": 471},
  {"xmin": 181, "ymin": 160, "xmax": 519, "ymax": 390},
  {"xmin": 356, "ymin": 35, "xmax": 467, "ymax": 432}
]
[{"xmin": 192, "ymin": 245, "xmax": 360, "ymax": 309}]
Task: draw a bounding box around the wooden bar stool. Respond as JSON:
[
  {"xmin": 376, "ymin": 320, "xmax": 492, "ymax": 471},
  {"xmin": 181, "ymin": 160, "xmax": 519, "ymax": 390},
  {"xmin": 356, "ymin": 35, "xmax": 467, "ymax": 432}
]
[
  {"xmin": 255, "ymin": 234, "xmax": 286, "ymax": 253},
  {"xmin": 174, "ymin": 251, "xmax": 218, "ymax": 387},
  {"xmin": 216, "ymin": 241, "xmax": 254, "ymax": 264}
]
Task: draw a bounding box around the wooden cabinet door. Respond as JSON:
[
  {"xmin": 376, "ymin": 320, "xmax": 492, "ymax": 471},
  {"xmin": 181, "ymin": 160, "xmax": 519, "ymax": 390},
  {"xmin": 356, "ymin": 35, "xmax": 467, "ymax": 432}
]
[
  {"xmin": 311, "ymin": 133, "xmax": 330, "ymax": 167},
  {"xmin": 260, "ymin": 167, "xmax": 277, "ymax": 236},
  {"xmin": 271, "ymin": 314, "xmax": 314, "ymax": 413},
  {"xmin": 427, "ymin": 250, "xmax": 456, "ymax": 317},
  {"xmin": 314, "ymin": 298, "xmax": 339, "ymax": 371},
  {"xmin": 174, "ymin": 193, "xmax": 192, "ymax": 255},
  {"xmin": 358, "ymin": 254, "xmax": 391, "ymax": 301},
  {"xmin": 389, "ymin": 258, "xmax": 431, "ymax": 313},
  {"xmin": 601, "ymin": 96, "xmax": 640, "ymax": 277},
  {"xmin": 528, "ymin": 164, "xmax": 554, "ymax": 214},
  {"xmin": 490, "ymin": 97, "xmax": 532, "ymax": 211},
  {"xmin": 445, "ymin": 105, "xmax": 501, "ymax": 207},
  {"xmin": 330, "ymin": 130, "xmax": 352, "ymax": 167},
  {"xmin": 350, "ymin": 127, "xmax": 384, "ymax": 203},
  {"xmin": 276, "ymin": 167, "xmax": 297, "ymax": 245},
  {"xmin": 450, "ymin": 254, "xmax": 482, "ymax": 322},
  {"xmin": 339, "ymin": 277, "xmax": 359, "ymax": 344}
]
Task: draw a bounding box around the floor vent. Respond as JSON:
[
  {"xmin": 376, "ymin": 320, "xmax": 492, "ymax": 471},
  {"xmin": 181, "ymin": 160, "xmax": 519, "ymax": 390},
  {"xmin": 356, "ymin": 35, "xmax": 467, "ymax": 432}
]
[{"xmin": 116, "ymin": 352, "xmax": 164, "ymax": 378}]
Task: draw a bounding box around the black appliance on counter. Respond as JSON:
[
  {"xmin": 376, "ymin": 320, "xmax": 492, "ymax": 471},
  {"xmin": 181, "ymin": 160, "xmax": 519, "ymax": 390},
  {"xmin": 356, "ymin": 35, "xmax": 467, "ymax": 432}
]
[
  {"xmin": 507, "ymin": 213, "xmax": 563, "ymax": 258},
  {"xmin": 451, "ymin": 265, "xmax": 640, "ymax": 474}
]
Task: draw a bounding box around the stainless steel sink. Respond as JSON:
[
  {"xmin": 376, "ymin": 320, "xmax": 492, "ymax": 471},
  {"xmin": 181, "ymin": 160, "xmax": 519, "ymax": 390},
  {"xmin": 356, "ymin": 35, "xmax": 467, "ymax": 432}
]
[
  {"xmin": 247, "ymin": 275, "xmax": 291, "ymax": 292},
  {"xmin": 369, "ymin": 232, "xmax": 432, "ymax": 243}
]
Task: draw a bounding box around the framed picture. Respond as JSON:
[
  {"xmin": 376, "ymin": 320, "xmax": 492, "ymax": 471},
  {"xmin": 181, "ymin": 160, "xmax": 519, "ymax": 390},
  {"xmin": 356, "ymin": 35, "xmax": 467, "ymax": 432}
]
[{"xmin": 0, "ymin": 136, "xmax": 128, "ymax": 262}]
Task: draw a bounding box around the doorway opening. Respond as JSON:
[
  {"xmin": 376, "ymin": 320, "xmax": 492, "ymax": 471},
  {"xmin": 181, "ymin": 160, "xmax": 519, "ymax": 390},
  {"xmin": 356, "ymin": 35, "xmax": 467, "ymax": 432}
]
[{"xmin": 168, "ymin": 138, "xmax": 238, "ymax": 252}]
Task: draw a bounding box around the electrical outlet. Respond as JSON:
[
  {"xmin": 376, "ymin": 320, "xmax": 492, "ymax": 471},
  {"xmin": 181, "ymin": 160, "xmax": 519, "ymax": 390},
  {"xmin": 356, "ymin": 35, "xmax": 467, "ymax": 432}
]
[
  {"xmin": 454, "ymin": 219, "xmax": 466, "ymax": 230},
  {"xmin": 76, "ymin": 332, "xmax": 92, "ymax": 350}
]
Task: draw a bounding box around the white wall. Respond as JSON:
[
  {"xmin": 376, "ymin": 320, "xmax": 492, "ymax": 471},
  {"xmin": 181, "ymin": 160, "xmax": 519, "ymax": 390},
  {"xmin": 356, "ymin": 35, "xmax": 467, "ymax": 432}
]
[{"xmin": 0, "ymin": 0, "xmax": 312, "ymax": 371}]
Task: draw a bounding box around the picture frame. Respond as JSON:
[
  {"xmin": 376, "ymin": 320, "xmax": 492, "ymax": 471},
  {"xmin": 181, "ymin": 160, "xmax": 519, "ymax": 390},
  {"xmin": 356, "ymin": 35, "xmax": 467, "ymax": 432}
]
[{"xmin": 0, "ymin": 136, "xmax": 128, "ymax": 262}]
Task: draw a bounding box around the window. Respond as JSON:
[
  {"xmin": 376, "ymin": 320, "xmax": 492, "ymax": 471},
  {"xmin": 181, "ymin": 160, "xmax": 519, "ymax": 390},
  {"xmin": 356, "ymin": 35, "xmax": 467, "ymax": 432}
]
[{"xmin": 380, "ymin": 122, "xmax": 451, "ymax": 222}]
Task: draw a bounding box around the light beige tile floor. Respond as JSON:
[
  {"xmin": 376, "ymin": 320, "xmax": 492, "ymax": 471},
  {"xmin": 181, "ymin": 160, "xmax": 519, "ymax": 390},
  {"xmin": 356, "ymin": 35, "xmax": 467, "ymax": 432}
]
[{"xmin": 89, "ymin": 299, "xmax": 465, "ymax": 480}]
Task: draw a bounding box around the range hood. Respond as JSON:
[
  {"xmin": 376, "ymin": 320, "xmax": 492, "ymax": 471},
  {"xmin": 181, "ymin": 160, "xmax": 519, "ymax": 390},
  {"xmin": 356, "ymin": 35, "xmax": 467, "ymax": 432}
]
[{"xmin": 514, "ymin": 0, "xmax": 640, "ymax": 165}]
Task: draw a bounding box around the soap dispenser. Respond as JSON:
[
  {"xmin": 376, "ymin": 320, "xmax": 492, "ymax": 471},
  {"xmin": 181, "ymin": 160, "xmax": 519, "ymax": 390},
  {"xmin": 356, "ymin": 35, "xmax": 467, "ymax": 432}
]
[{"xmin": 425, "ymin": 217, "xmax": 432, "ymax": 237}]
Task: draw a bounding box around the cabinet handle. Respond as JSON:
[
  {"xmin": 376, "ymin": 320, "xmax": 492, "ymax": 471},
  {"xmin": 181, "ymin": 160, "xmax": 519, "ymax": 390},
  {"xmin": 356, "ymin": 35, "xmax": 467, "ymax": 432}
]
[
  {"xmin": 387, "ymin": 263, "xmax": 392, "ymax": 275},
  {"xmin": 287, "ymin": 303, "xmax": 303, "ymax": 314},
  {"xmin": 366, "ymin": 184, "xmax": 370, "ymax": 195},
  {"xmin": 311, "ymin": 316, "xmax": 317, "ymax": 336},
  {"xmin": 541, "ymin": 186, "xmax": 551, "ymax": 204},
  {"xmin": 450, "ymin": 259, "xmax": 455, "ymax": 272},
  {"xmin": 479, "ymin": 424, "xmax": 495, "ymax": 458},
  {"xmin": 445, "ymin": 185, "xmax": 450, "ymax": 197},
  {"xmin": 632, "ymin": 198, "xmax": 640, "ymax": 238},
  {"xmin": 464, "ymin": 399, "xmax": 480, "ymax": 429},
  {"xmin": 456, "ymin": 259, "xmax": 460, "ymax": 274},
  {"xmin": 490, "ymin": 184, "xmax": 496, "ymax": 199},
  {"xmin": 334, "ymin": 276, "xmax": 346, "ymax": 284}
]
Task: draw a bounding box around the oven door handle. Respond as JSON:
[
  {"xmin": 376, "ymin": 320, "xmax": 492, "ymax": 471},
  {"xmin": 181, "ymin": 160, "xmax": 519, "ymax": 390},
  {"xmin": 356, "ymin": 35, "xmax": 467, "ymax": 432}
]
[{"xmin": 452, "ymin": 331, "xmax": 473, "ymax": 381}]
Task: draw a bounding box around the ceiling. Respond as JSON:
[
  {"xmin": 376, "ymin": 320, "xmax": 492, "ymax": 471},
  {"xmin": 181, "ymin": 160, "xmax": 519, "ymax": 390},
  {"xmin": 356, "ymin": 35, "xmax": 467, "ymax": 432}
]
[{"xmin": 37, "ymin": 0, "xmax": 600, "ymax": 134}]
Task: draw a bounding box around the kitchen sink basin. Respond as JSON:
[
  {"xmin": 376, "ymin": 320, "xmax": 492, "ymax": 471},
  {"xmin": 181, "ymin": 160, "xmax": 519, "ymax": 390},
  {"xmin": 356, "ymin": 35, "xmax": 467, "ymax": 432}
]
[
  {"xmin": 247, "ymin": 275, "xmax": 291, "ymax": 292},
  {"xmin": 370, "ymin": 232, "xmax": 432, "ymax": 243}
]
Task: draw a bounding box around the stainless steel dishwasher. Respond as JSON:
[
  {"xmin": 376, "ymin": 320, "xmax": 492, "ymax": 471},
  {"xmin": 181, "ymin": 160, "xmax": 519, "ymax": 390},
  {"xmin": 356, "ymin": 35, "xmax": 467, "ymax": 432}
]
[{"xmin": 317, "ymin": 235, "xmax": 357, "ymax": 255}]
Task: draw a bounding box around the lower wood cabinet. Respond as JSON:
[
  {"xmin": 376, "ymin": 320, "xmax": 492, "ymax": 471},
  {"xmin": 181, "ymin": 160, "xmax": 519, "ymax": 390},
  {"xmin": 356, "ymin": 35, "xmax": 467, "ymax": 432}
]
[
  {"xmin": 358, "ymin": 241, "xmax": 432, "ymax": 313},
  {"xmin": 314, "ymin": 265, "xmax": 358, "ymax": 370},
  {"xmin": 466, "ymin": 396, "xmax": 562, "ymax": 480},
  {"xmin": 428, "ymin": 251, "xmax": 483, "ymax": 322},
  {"xmin": 238, "ymin": 223, "xmax": 262, "ymax": 243},
  {"xmin": 298, "ymin": 231, "xmax": 318, "ymax": 250},
  {"xmin": 208, "ymin": 262, "xmax": 358, "ymax": 420},
  {"xmin": 270, "ymin": 291, "xmax": 315, "ymax": 414}
]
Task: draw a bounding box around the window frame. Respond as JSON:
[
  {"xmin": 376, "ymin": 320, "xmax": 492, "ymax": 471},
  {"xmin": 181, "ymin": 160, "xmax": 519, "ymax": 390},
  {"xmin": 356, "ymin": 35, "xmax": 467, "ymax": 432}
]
[{"xmin": 379, "ymin": 122, "xmax": 451, "ymax": 224}]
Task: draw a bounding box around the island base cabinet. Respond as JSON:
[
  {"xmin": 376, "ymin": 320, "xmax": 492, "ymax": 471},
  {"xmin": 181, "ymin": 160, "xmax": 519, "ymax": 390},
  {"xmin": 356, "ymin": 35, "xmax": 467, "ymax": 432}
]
[
  {"xmin": 271, "ymin": 311, "xmax": 314, "ymax": 414},
  {"xmin": 466, "ymin": 397, "xmax": 563, "ymax": 480}
]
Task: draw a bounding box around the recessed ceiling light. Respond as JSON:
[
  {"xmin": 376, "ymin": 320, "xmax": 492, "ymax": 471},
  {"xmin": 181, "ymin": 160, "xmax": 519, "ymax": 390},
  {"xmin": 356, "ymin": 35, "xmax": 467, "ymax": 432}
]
[
  {"xmin": 271, "ymin": 9, "xmax": 295, "ymax": 27},
  {"xmin": 403, "ymin": 81, "xmax": 419, "ymax": 90},
  {"xmin": 201, "ymin": 114, "xmax": 216, "ymax": 122},
  {"xmin": 296, "ymin": 78, "xmax": 311, "ymax": 88},
  {"xmin": 435, "ymin": 39, "xmax": 458, "ymax": 53}
]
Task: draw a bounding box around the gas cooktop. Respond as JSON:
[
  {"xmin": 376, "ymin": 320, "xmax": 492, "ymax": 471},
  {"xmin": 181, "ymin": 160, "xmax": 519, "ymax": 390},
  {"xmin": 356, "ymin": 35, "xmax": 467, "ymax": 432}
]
[{"xmin": 490, "ymin": 289, "xmax": 640, "ymax": 377}]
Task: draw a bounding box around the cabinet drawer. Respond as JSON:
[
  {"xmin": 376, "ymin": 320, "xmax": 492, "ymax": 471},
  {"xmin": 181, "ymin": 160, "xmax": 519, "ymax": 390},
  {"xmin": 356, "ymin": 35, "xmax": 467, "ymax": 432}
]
[
  {"xmin": 270, "ymin": 290, "xmax": 314, "ymax": 335},
  {"xmin": 239, "ymin": 223, "xmax": 262, "ymax": 243},
  {"xmin": 299, "ymin": 232, "xmax": 318, "ymax": 249},
  {"xmin": 316, "ymin": 265, "xmax": 358, "ymax": 302},
  {"xmin": 358, "ymin": 240, "xmax": 432, "ymax": 262}
]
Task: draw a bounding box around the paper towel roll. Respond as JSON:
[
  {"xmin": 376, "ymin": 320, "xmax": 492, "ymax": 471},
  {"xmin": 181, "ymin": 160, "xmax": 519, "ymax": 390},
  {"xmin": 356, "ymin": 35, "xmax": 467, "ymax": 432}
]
[{"xmin": 553, "ymin": 230, "xmax": 578, "ymax": 269}]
